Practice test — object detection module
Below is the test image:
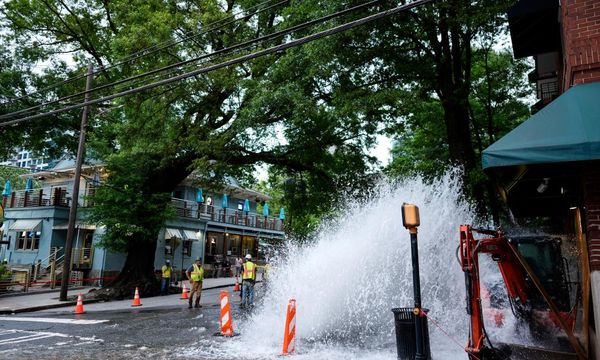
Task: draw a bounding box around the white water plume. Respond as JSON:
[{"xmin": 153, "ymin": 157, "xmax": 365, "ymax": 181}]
[{"xmin": 191, "ymin": 173, "xmax": 480, "ymax": 359}]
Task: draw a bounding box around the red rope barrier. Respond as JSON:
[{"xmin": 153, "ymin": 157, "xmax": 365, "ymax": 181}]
[
  {"xmin": 418, "ymin": 309, "xmax": 481, "ymax": 360},
  {"xmin": 13, "ymin": 276, "xmax": 117, "ymax": 286}
]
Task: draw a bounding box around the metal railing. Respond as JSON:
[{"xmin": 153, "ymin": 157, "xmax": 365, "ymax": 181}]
[
  {"xmin": 538, "ymin": 78, "xmax": 559, "ymax": 101},
  {"xmin": 171, "ymin": 198, "xmax": 284, "ymax": 231},
  {"xmin": 71, "ymin": 247, "xmax": 93, "ymax": 269},
  {"xmin": 1, "ymin": 188, "xmax": 70, "ymax": 209},
  {"xmin": 1, "ymin": 186, "xmax": 98, "ymax": 209}
]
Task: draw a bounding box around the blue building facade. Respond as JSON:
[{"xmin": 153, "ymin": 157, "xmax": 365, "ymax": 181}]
[{"xmin": 0, "ymin": 160, "xmax": 285, "ymax": 284}]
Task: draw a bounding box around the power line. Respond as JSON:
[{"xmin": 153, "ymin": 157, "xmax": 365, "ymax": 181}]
[
  {"xmin": 0, "ymin": 0, "xmax": 287, "ymax": 106},
  {"xmin": 0, "ymin": 0, "xmax": 434, "ymax": 128},
  {"xmin": 0, "ymin": 0, "xmax": 385, "ymax": 121}
]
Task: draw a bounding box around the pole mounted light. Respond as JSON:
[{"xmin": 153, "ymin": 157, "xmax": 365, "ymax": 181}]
[
  {"xmin": 402, "ymin": 203, "xmax": 428, "ymax": 360},
  {"xmin": 402, "ymin": 203, "xmax": 420, "ymax": 232}
]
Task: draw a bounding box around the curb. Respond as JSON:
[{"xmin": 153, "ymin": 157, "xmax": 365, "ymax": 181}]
[
  {"xmin": 0, "ymin": 299, "xmax": 104, "ymax": 315},
  {"xmin": 0, "ymin": 282, "xmax": 250, "ymax": 314},
  {"xmin": 0, "ymin": 286, "xmax": 89, "ymax": 299}
]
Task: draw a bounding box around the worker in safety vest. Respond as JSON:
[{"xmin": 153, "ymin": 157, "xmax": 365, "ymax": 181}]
[
  {"xmin": 160, "ymin": 260, "xmax": 172, "ymax": 296},
  {"xmin": 186, "ymin": 257, "xmax": 204, "ymax": 308},
  {"xmin": 0, "ymin": 259, "xmax": 10, "ymax": 281},
  {"xmin": 241, "ymin": 254, "xmax": 256, "ymax": 308}
]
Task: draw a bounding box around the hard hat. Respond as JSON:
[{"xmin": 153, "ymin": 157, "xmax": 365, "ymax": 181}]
[
  {"xmin": 245, "ymin": 254, "xmax": 251, "ymax": 260},
  {"xmin": 165, "ymin": 259, "xmax": 170, "ymax": 263},
  {"xmin": 195, "ymin": 257, "xmax": 202, "ymax": 262}
]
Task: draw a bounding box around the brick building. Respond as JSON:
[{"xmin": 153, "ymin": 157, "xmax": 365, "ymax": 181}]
[
  {"xmin": 482, "ymin": 0, "xmax": 600, "ymax": 357},
  {"xmin": 561, "ymin": 0, "xmax": 600, "ymax": 87}
]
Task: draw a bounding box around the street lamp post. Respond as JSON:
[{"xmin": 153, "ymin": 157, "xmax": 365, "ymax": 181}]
[{"xmin": 401, "ymin": 203, "xmax": 426, "ymax": 360}]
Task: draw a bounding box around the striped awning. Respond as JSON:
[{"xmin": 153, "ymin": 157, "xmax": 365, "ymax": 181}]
[
  {"xmin": 53, "ymin": 222, "xmax": 97, "ymax": 230},
  {"xmin": 165, "ymin": 228, "xmax": 183, "ymax": 239},
  {"xmin": 10, "ymin": 219, "xmax": 42, "ymax": 232},
  {"xmin": 182, "ymin": 230, "xmax": 200, "ymax": 241}
]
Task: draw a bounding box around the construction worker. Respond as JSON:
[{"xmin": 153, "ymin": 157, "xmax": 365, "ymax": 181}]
[
  {"xmin": 241, "ymin": 254, "xmax": 256, "ymax": 308},
  {"xmin": 0, "ymin": 259, "xmax": 9, "ymax": 281},
  {"xmin": 160, "ymin": 260, "xmax": 172, "ymax": 296},
  {"xmin": 186, "ymin": 257, "xmax": 204, "ymax": 308}
]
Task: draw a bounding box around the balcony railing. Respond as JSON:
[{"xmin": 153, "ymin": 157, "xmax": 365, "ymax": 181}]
[
  {"xmin": 1, "ymin": 188, "xmax": 70, "ymax": 209},
  {"xmin": 171, "ymin": 198, "xmax": 284, "ymax": 231},
  {"xmin": 538, "ymin": 77, "xmax": 559, "ymax": 101},
  {"xmin": 1, "ymin": 186, "xmax": 99, "ymax": 209}
]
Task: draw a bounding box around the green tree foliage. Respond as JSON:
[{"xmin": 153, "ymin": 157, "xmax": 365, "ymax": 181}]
[
  {"xmin": 386, "ymin": 48, "xmax": 532, "ymax": 221},
  {"xmin": 1, "ymin": 0, "xmax": 379, "ymax": 294},
  {"xmin": 0, "ymin": 166, "xmax": 36, "ymax": 191},
  {"xmin": 0, "ymin": 0, "xmax": 532, "ymax": 293}
]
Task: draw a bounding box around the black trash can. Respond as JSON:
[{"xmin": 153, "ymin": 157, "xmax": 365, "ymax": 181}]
[{"xmin": 391, "ymin": 307, "xmax": 431, "ymax": 360}]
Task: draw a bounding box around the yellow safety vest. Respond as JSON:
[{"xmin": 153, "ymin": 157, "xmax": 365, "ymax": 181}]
[
  {"xmin": 191, "ymin": 263, "xmax": 204, "ymax": 282},
  {"xmin": 161, "ymin": 265, "xmax": 171, "ymax": 278},
  {"xmin": 243, "ymin": 261, "xmax": 256, "ymax": 281}
]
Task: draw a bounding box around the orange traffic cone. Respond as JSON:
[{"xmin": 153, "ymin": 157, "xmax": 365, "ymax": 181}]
[
  {"xmin": 131, "ymin": 287, "xmax": 142, "ymax": 307},
  {"xmin": 74, "ymin": 294, "xmax": 85, "ymax": 314},
  {"xmin": 181, "ymin": 283, "xmax": 189, "ymax": 300},
  {"xmin": 233, "ymin": 280, "xmax": 240, "ymax": 292},
  {"xmin": 219, "ymin": 290, "xmax": 234, "ymax": 336},
  {"xmin": 282, "ymin": 298, "xmax": 296, "ymax": 355}
]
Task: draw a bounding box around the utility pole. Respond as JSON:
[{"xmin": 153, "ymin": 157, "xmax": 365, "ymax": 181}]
[{"xmin": 60, "ymin": 62, "xmax": 94, "ymax": 301}]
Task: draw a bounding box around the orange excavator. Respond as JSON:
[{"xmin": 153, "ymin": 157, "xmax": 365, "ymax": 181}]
[{"xmin": 458, "ymin": 225, "xmax": 584, "ymax": 360}]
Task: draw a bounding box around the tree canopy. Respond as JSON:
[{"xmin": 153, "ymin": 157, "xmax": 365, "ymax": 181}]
[{"xmin": 0, "ymin": 0, "xmax": 532, "ymax": 293}]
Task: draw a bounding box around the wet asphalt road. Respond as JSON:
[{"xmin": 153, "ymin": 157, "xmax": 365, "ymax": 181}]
[{"xmin": 0, "ymin": 288, "xmax": 243, "ymax": 360}]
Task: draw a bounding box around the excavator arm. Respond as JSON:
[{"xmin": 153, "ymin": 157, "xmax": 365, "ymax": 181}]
[
  {"xmin": 459, "ymin": 225, "xmax": 530, "ymax": 359},
  {"xmin": 459, "ymin": 225, "xmax": 585, "ymax": 360}
]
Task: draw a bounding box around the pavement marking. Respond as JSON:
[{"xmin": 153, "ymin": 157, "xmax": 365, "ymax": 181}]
[
  {"xmin": 0, "ymin": 334, "xmax": 57, "ymax": 345},
  {"xmin": 0, "ymin": 330, "xmax": 69, "ymax": 346},
  {"xmin": 0, "ymin": 329, "xmax": 104, "ymax": 349},
  {"xmin": 0, "ymin": 316, "xmax": 109, "ymax": 325}
]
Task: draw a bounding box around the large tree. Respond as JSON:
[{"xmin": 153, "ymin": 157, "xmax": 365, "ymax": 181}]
[
  {"xmin": 0, "ymin": 0, "xmax": 528, "ymax": 295},
  {"xmin": 1, "ymin": 0, "xmax": 381, "ymax": 296},
  {"xmin": 386, "ymin": 47, "xmax": 532, "ymax": 221}
]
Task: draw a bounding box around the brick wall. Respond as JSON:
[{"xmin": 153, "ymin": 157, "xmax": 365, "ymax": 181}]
[
  {"xmin": 561, "ymin": 0, "xmax": 600, "ymax": 87},
  {"xmin": 585, "ymin": 169, "xmax": 600, "ymax": 271}
]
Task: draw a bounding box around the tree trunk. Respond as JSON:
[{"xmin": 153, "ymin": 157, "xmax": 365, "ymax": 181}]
[
  {"xmin": 442, "ymin": 96, "xmax": 487, "ymax": 214},
  {"xmin": 104, "ymin": 233, "xmax": 159, "ymax": 298}
]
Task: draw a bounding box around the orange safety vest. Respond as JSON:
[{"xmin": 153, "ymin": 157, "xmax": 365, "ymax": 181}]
[{"xmin": 242, "ymin": 261, "xmax": 256, "ymax": 281}]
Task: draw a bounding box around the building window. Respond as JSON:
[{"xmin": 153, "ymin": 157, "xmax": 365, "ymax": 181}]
[
  {"xmin": 228, "ymin": 235, "xmax": 241, "ymax": 256},
  {"xmin": 17, "ymin": 231, "xmax": 41, "ymax": 251},
  {"xmin": 242, "ymin": 236, "xmax": 256, "ymax": 257},
  {"xmin": 182, "ymin": 240, "xmax": 192, "ymax": 256}
]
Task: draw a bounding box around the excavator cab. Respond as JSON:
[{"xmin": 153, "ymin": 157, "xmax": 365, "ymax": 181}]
[{"xmin": 511, "ymin": 236, "xmax": 572, "ymax": 315}]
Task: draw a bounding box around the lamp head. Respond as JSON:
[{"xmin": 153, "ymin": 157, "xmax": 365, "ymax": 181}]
[{"xmin": 402, "ymin": 203, "xmax": 420, "ymax": 231}]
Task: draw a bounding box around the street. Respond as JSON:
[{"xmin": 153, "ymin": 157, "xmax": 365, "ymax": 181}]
[{"xmin": 0, "ymin": 287, "xmax": 243, "ymax": 360}]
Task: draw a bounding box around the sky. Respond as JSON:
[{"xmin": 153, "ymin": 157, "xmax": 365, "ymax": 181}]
[{"xmin": 255, "ymin": 134, "xmax": 392, "ymax": 181}]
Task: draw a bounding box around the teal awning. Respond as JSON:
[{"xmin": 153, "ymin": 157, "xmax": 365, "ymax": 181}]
[{"xmin": 482, "ymin": 82, "xmax": 600, "ymax": 169}]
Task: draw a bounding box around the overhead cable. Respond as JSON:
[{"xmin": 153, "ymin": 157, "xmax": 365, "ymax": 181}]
[
  {"xmin": 0, "ymin": 0, "xmax": 287, "ymax": 106},
  {"xmin": 0, "ymin": 0, "xmax": 384, "ymax": 121},
  {"xmin": 0, "ymin": 0, "xmax": 434, "ymax": 127}
]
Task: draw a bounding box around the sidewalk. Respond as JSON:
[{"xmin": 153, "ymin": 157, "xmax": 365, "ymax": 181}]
[{"xmin": 0, "ymin": 276, "xmax": 243, "ymax": 314}]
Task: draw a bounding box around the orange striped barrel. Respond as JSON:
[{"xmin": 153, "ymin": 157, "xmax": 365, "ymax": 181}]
[
  {"xmin": 282, "ymin": 298, "xmax": 296, "ymax": 355},
  {"xmin": 219, "ymin": 290, "xmax": 233, "ymax": 336}
]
